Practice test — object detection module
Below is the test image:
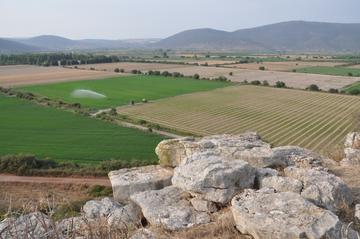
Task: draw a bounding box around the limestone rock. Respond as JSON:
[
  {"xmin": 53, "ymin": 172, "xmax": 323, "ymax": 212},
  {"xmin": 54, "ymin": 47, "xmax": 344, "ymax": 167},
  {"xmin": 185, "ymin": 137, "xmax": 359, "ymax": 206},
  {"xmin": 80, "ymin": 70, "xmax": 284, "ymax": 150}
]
[
  {"xmin": 344, "ymin": 132, "xmax": 360, "ymax": 149},
  {"xmin": 271, "ymin": 146, "xmax": 325, "ymax": 169},
  {"xmin": 190, "ymin": 198, "xmax": 218, "ymax": 213},
  {"xmin": 107, "ymin": 202, "xmax": 142, "ymax": 228},
  {"xmin": 343, "ymin": 132, "xmax": 360, "ymax": 164},
  {"xmin": 231, "ymin": 188, "xmax": 344, "ymax": 239},
  {"xmin": 130, "ymin": 186, "xmax": 210, "ymax": 230},
  {"xmin": 172, "ymin": 156, "xmax": 256, "ymax": 204},
  {"xmin": 130, "ymin": 228, "xmax": 157, "ymax": 239},
  {"xmin": 156, "ymin": 133, "xmax": 279, "ymax": 168},
  {"xmin": 109, "ymin": 165, "xmax": 173, "ymax": 203},
  {"xmin": 255, "ymin": 167, "xmax": 278, "ymax": 186},
  {"xmin": 0, "ymin": 212, "xmax": 52, "ymax": 239},
  {"xmin": 83, "ymin": 197, "xmax": 122, "ymax": 219},
  {"xmin": 260, "ymin": 176, "xmax": 303, "ymax": 193},
  {"xmin": 57, "ymin": 216, "xmax": 86, "ymax": 234},
  {"xmin": 284, "ymin": 166, "xmax": 353, "ymax": 213}
]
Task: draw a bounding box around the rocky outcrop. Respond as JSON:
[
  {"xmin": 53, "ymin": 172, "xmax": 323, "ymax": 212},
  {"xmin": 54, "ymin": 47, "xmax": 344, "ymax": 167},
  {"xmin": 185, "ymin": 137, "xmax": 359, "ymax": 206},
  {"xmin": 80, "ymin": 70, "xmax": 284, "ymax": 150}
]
[
  {"xmin": 0, "ymin": 212, "xmax": 51, "ymax": 239},
  {"xmin": 156, "ymin": 133, "xmax": 278, "ymax": 168},
  {"xmin": 83, "ymin": 197, "xmax": 122, "ymax": 219},
  {"xmin": 231, "ymin": 188, "xmax": 345, "ymax": 239},
  {"xmin": 109, "ymin": 165, "xmax": 173, "ymax": 203},
  {"xmin": 284, "ymin": 166, "xmax": 353, "ymax": 213},
  {"xmin": 356, "ymin": 204, "xmax": 360, "ymax": 223},
  {"xmin": 172, "ymin": 156, "xmax": 255, "ymax": 204},
  {"xmin": 259, "ymin": 175, "xmax": 303, "ymax": 193},
  {"xmin": 130, "ymin": 228, "xmax": 157, "ymax": 239},
  {"xmin": 130, "ymin": 186, "xmax": 210, "ymax": 230}
]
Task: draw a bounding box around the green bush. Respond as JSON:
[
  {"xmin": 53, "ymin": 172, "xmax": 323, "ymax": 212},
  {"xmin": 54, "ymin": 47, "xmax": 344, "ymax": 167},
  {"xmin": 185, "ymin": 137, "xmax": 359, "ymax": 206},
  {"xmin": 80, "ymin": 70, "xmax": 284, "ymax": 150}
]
[
  {"xmin": 87, "ymin": 185, "xmax": 112, "ymax": 198},
  {"xmin": 250, "ymin": 80, "xmax": 261, "ymax": 85},
  {"xmin": 307, "ymin": 84, "xmax": 320, "ymax": 91},
  {"xmin": 348, "ymin": 89, "xmax": 360, "ymax": 95},
  {"xmin": 259, "ymin": 66, "xmax": 266, "ymax": 71},
  {"xmin": 193, "ymin": 74, "xmax": 200, "ymax": 79},
  {"xmin": 328, "ymin": 88, "xmax": 339, "ymax": 94},
  {"xmin": 275, "ymin": 81, "xmax": 286, "ymax": 88}
]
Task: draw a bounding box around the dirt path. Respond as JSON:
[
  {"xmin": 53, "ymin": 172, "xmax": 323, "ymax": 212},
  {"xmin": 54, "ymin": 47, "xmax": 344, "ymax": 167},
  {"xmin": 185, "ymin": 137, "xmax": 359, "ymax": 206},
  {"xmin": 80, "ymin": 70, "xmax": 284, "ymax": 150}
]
[
  {"xmin": 0, "ymin": 174, "xmax": 111, "ymax": 186},
  {"xmin": 116, "ymin": 120, "xmax": 181, "ymax": 138}
]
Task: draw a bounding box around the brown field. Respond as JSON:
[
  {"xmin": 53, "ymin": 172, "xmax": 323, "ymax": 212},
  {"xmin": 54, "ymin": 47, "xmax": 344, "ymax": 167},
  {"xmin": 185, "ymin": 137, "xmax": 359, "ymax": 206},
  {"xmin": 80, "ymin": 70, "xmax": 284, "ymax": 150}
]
[
  {"xmin": 227, "ymin": 61, "xmax": 343, "ymax": 71},
  {"xmin": 347, "ymin": 64, "xmax": 360, "ymax": 69},
  {"xmin": 0, "ymin": 65, "xmax": 117, "ymax": 87},
  {"xmin": 69, "ymin": 62, "xmax": 359, "ymax": 90}
]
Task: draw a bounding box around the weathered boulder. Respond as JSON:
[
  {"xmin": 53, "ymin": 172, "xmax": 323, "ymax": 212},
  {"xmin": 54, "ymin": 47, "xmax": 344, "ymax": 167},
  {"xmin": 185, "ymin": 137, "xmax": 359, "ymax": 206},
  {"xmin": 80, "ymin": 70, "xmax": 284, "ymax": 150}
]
[
  {"xmin": 83, "ymin": 197, "xmax": 122, "ymax": 219},
  {"xmin": 0, "ymin": 212, "xmax": 52, "ymax": 239},
  {"xmin": 156, "ymin": 133, "xmax": 279, "ymax": 168},
  {"xmin": 109, "ymin": 165, "xmax": 173, "ymax": 203},
  {"xmin": 254, "ymin": 167, "xmax": 278, "ymax": 186},
  {"xmin": 259, "ymin": 176, "xmax": 303, "ymax": 193},
  {"xmin": 190, "ymin": 198, "xmax": 218, "ymax": 213},
  {"xmin": 284, "ymin": 166, "xmax": 353, "ymax": 213},
  {"xmin": 130, "ymin": 228, "xmax": 157, "ymax": 239},
  {"xmin": 107, "ymin": 202, "xmax": 142, "ymax": 228},
  {"xmin": 57, "ymin": 216, "xmax": 86, "ymax": 234},
  {"xmin": 271, "ymin": 146, "xmax": 325, "ymax": 169},
  {"xmin": 231, "ymin": 188, "xmax": 345, "ymax": 239},
  {"xmin": 344, "ymin": 132, "xmax": 360, "ymax": 149},
  {"xmin": 172, "ymin": 156, "xmax": 256, "ymax": 204},
  {"xmin": 130, "ymin": 186, "xmax": 210, "ymax": 230}
]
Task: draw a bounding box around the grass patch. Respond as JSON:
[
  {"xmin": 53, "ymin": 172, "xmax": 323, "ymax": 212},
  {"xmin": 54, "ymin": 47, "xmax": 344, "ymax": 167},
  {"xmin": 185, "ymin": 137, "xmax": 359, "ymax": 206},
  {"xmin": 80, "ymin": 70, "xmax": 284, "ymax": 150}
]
[
  {"xmin": 18, "ymin": 75, "xmax": 231, "ymax": 109},
  {"xmin": 343, "ymin": 81, "xmax": 360, "ymax": 94},
  {"xmin": 0, "ymin": 94, "xmax": 164, "ymax": 164},
  {"xmin": 297, "ymin": 66, "xmax": 360, "ymax": 77}
]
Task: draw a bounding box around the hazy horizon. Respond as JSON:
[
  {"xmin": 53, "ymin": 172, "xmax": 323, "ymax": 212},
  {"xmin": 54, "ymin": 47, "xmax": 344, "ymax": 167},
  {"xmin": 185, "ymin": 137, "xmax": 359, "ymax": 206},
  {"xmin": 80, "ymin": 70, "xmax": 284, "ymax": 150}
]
[{"xmin": 2, "ymin": 0, "xmax": 360, "ymax": 40}]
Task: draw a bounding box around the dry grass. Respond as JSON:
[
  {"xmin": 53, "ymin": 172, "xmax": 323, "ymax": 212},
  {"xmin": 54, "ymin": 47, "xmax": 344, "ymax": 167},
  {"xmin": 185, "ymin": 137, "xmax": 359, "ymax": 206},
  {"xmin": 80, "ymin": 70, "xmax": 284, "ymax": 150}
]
[
  {"xmin": 153, "ymin": 209, "xmax": 250, "ymax": 239},
  {"xmin": 0, "ymin": 65, "xmax": 117, "ymax": 87}
]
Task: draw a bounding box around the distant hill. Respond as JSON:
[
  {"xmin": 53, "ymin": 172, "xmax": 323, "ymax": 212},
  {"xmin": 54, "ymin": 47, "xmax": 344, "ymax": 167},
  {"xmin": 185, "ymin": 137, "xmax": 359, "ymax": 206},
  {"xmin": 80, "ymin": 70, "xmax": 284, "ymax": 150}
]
[
  {"xmin": 0, "ymin": 38, "xmax": 41, "ymax": 53},
  {"xmin": 10, "ymin": 36, "xmax": 160, "ymax": 52},
  {"xmin": 154, "ymin": 21, "xmax": 360, "ymax": 52},
  {"xmin": 2, "ymin": 21, "xmax": 360, "ymax": 53}
]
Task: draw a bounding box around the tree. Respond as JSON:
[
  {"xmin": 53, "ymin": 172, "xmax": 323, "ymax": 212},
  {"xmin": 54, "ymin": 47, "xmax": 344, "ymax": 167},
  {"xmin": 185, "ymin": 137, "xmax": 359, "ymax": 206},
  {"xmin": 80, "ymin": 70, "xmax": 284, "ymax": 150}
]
[
  {"xmin": 275, "ymin": 81, "xmax": 286, "ymax": 88},
  {"xmin": 120, "ymin": 69, "xmax": 125, "ymax": 73},
  {"xmin": 328, "ymin": 88, "xmax": 339, "ymax": 94},
  {"xmin": 259, "ymin": 66, "xmax": 266, "ymax": 71},
  {"xmin": 250, "ymin": 80, "xmax": 261, "ymax": 85},
  {"xmin": 114, "ymin": 68, "xmax": 120, "ymax": 73},
  {"xmin": 307, "ymin": 84, "xmax": 320, "ymax": 91},
  {"xmin": 229, "ymin": 72, "xmax": 233, "ymax": 76},
  {"xmin": 193, "ymin": 74, "xmax": 200, "ymax": 79}
]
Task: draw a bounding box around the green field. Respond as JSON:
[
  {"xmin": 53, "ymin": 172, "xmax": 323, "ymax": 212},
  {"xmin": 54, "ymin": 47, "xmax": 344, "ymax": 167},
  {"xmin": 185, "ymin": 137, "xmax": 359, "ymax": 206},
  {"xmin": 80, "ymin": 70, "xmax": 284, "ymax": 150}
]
[
  {"xmin": 18, "ymin": 75, "xmax": 230, "ymax": 109},
  {"xmin": 0, "ymin": 94, "xmax": 164, "ymax": 164},
  {"xmin": 119, "ymin": 85, "xmax": 360, "ymax": 153},
  {"xmin": 297, "ymin": 66, "xmax": 360, "ymax": 77},
  {"xmin": 344, "ymin": 82, "xmax": 360, "ymax": 93}
]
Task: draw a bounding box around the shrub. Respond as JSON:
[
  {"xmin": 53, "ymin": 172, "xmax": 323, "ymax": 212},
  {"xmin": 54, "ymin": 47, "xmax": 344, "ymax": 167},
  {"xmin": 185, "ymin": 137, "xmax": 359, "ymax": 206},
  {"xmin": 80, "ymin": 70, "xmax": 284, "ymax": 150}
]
[
  {"xmin": 214, "ymin": 76, "xmax": 228, "ymax": 82},
  {"xmin": 172, "ymin": 72, "xmax": 181, "ymax": 78},
  {"xmin": 120, "ymin": 68, "xmax": 125, "ymax": 73},
  {"xmin": 329, "ymin": 88, "xmax": 339, "ymax": 94},
  {"xmin": 114, "ymin": 68, "xmax": 120, "ymax": 73},
  {"xmin": 229, "ymin": 72, "xmax": 233, "ymax": 76},
  {"xmin": 148, "ymin": 70, "xmax": 154, "ymax": 75},
  {"xmin": 87, "ymin": 185, "xmax": 112, "ymax": 198},
  {"xmin": 131, "ymin": 69, "xmax": 138, "ymax": 74},
  {"xmin": 142, "ymin": 98, "xmax": 148, "ymax": 103},
  {"xmin": 307, "ymin": 84, "xmax": 320, "ymax": 91},
  {"xmin": 0, "ymin": 155, "xmax": 58, "ymax": 175},
  {"xmin": 292, "ymin": 69, "xmax": 297, "ymax": 72},
  {"xmin": 250, "ymin": 80, "xmax": 261, "ymax": 85},
  {"xmin": 262, "ymin": 80, "xmax": 269, "ymax": 86},
  {"xmin": 348, "ymin": 89, "xmax": 360, "ymax": 95},
  {"xmin": 193, "ymin": 74, "xmax": 200, "ymax": 79},
  {"xmin": 275, "ymin": 81, "xmax": 286, "ymax": 88},
  {"xmin": 259, "ymin": 66, "xmax": 266, "ymax": 71},
  {"xmin": 348, "ymin": 72, "xmax": 353, "ymax": 76},
  {"xmin": 161, "ymin": 71, "xmax": 170, "ymax": 77},
  {"xmin": 138, "ymin": 119, "xmax": 147, "ymax": 125}
]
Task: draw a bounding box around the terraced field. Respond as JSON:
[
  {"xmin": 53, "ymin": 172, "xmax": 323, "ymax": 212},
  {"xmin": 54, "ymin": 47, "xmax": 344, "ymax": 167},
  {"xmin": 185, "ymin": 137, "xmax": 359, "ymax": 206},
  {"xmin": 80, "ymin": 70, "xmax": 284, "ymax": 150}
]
[{"xmin": 118, "ymin": 85, "xmax": 360, "ymax": 153}]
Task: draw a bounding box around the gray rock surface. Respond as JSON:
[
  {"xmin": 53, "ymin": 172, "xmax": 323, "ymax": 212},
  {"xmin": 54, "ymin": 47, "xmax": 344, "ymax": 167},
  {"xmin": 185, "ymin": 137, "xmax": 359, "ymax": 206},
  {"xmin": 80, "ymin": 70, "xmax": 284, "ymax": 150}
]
[
  {"xmin": 172, "ymin": 156, "xmax": 256, "ymax": 204},
  {"xmin": 355, "ymin": 204, "xmax": 360, "ymax": 223},
  {"xmin": 83, "ymin": 197, "xmax": 122, "ymax": 219},
  {"xmin": 260, "ymin": 175, "xmax": 303, "ymax": 193},
  {"xmin": 271, "ymin": 146, "xmax": 323, "ymax": 168},
  {"xmin": 342, "ymin": 132, "xmax": 360, "ymax": 165},
  {"xmin": 109, "ymin": 165, "xmax": 173, "ymax": 203},
  {"xmin": 156, "ymin": 133, "xmax": 279, "ymax": 168},
  {"xmin": 130, "ymin": 186, "xmax": 210, "ymax": 230},
  {"xmin": 231, "ymin": 188, "xmax": 345, "ymax": 239},
  {"xmin": 190, "ymin": 198, "xmax": 218, "ymax": 213},
  {"xmin": 0, "ymin": 212, "xmax": 52, "ymax": 239},
  {"xmin": 107, "ymin": 202, "xmax": 142, "ymax": 228},
  {"xmin": 284, "ymin": 166, "xmax": 353, "ymax": 213}
]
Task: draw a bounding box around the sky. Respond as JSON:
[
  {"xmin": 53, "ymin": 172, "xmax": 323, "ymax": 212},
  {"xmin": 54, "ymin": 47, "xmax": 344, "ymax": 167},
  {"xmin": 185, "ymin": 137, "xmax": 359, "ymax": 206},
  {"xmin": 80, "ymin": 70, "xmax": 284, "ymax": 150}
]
[{"xmin": 1, "ymin": 0, "xmax": 360, "ymax": 39}]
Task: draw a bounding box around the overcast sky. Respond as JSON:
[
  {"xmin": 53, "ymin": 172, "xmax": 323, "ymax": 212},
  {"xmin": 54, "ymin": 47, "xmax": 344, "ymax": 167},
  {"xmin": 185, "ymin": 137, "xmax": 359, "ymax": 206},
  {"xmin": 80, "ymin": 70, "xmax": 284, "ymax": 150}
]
[{"xmin": 1, "ymin": 0, "xmax": 360, "ymax": 39}]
